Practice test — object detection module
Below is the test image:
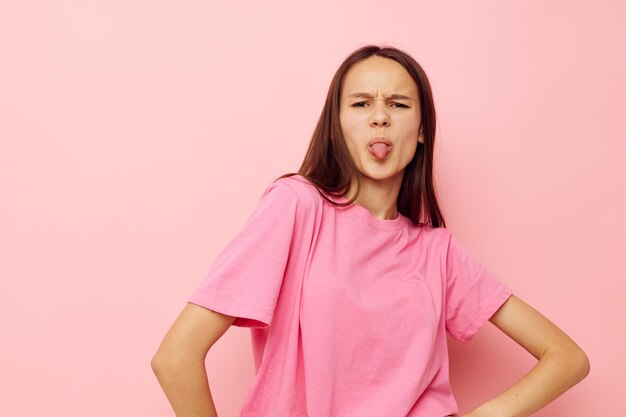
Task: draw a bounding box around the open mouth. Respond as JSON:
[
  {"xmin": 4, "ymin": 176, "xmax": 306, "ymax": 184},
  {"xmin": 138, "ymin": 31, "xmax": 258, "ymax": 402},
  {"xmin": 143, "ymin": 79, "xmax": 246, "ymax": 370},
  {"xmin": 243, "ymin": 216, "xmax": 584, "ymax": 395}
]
[{"xmin": 368, "ymin": 143, "xmax": 391, "ymax": 160}]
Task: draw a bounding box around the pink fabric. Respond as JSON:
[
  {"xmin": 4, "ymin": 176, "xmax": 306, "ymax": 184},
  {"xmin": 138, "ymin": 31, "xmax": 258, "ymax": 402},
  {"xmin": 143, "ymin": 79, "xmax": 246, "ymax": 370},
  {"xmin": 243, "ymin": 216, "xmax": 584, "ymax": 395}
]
[{"xmin": 188, "ymin": 174, "xmax": 514, "ymax": 417}]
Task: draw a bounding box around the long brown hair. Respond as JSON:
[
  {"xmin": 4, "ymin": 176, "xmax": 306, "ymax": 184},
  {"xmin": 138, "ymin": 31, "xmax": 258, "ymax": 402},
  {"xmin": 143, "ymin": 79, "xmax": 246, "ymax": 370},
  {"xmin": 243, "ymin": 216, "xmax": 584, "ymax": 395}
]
[{"xmin": 275, "ymin": 44, "xmax": 446, "ymax": 228}]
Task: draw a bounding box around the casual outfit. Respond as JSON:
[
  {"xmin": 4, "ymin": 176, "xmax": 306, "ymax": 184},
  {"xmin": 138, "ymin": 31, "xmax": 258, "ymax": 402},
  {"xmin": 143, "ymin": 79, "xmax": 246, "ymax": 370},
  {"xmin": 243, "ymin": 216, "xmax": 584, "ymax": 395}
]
[{"xmin": 188, "ymin": 174, "xmax": 514, "ymax": 417}]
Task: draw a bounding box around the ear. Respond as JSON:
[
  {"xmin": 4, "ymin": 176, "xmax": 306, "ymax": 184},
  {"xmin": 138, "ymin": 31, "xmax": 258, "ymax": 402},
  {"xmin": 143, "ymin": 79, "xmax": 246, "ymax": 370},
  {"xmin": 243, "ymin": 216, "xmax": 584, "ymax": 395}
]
[{"xmin": 418, "ymin": 128, "xmax": 424, "ymax": 144}]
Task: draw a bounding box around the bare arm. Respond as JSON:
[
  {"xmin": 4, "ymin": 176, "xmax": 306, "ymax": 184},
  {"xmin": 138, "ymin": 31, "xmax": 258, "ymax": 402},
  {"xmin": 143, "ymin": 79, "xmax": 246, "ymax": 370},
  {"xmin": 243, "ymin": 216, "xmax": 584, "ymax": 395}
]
[
  {"xmin": 462, "ymin": 295, "xmax": 590, "ymax": 417},
  {"xmin": 151, "ymin": 303, "xmax": 237, "ymax": 417}
]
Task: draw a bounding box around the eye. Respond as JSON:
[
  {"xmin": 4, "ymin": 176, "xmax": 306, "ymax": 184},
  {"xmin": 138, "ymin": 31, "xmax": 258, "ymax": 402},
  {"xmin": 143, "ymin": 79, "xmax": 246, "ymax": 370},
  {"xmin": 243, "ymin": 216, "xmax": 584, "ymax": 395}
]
[{"xmin": 351, "ymin": 101, "xmax": 409, "ymax": 108}]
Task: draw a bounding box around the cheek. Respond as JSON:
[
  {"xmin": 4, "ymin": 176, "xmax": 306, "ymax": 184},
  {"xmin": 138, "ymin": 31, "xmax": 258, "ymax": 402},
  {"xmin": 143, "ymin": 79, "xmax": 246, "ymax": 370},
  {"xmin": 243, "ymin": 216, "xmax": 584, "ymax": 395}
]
[
  {"xmin": 340, "ymin": 112, "xmax": 361, "ymax": 133},
  {"xmin": 397, "ymin": 113, "xmax": 420, "ymax": 134},
  {"xmin": 338, "ymin": 117, "xmax": 358, "ymax": 151},
  {"xmin": 400, "ymin": 140, "xmax": 419, "ymax": 163},
  {"xmin": 340, "ymin": 119, "xmax": 365, "ymax": 151},
  {"xmin": 339, "ymin": 112, "xmax": 352, "ymax": 137}
]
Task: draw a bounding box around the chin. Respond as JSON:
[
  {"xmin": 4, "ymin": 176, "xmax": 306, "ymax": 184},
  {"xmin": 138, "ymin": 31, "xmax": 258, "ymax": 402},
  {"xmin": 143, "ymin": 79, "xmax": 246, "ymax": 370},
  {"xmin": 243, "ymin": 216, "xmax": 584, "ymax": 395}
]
[{"xmin": 360, "ymin": 168, "xmax": 398, "ymax": 182}]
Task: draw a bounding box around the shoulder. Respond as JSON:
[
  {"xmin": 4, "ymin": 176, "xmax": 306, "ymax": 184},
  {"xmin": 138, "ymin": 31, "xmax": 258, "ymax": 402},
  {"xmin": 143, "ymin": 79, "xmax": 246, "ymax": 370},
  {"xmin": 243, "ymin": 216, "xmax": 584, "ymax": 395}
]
[
  {"xmin": 417, "ymin": 223, "xmax": 453, "ymax": 244},
  {"xmin": 264, "ymin": 174, "xmax": 323, "ymax": 212},
  {"xmin": 408, "ymin": 224, "xmax": 455, "ymax": 260}
]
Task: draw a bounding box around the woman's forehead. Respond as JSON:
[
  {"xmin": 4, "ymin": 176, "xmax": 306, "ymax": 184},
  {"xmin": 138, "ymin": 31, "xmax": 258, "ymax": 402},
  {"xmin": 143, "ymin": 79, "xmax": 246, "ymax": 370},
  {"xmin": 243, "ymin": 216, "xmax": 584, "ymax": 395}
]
[{"xmin": 343, "ymin": 58, "xmax": 417, "ymax": 98}]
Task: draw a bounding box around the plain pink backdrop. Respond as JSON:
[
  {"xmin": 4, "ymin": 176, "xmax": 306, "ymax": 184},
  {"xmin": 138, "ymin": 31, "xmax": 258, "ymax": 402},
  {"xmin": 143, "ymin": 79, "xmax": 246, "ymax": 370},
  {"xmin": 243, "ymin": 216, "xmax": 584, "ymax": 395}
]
[{"xmin": 1, "ymin": 1, "xmax": 624, "ymax": 416}]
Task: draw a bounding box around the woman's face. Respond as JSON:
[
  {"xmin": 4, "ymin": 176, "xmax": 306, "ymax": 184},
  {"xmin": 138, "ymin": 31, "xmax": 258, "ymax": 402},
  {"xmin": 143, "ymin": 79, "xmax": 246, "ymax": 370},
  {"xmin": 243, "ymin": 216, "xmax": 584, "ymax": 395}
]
[{"xmin": 339, "ymin": 55, "xmax": 423, "ymax": 183}]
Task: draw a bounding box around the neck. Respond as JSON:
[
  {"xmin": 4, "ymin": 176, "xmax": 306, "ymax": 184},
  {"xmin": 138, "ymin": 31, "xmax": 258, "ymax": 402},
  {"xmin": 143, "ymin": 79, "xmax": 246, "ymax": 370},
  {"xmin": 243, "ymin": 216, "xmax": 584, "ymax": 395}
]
[{"xmin": 346, "ymin": 174, "xmax": 402, "ymax": 221}]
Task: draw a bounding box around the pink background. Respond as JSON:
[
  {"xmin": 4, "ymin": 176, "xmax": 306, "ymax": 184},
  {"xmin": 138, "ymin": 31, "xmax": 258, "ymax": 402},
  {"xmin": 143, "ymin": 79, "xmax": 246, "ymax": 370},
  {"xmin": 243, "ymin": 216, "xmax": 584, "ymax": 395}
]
[{"xmin": 1, "ymin": 1, "xmax": 624, "ymax": 416}]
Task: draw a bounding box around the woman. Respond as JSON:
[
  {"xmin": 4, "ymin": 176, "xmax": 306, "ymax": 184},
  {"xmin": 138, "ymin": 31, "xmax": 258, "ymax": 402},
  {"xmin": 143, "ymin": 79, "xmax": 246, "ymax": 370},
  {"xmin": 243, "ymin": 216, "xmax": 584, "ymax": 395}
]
[{"xmin": 152, "ymin": 45, "xmax": 590, "ymax": 417}]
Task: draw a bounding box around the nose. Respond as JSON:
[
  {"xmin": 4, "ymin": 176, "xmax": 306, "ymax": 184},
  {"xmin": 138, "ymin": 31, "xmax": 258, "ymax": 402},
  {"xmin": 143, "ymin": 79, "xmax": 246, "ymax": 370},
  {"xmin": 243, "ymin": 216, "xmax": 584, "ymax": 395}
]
[{"xmin": 369, "ymin": 100, "xmax": 390, "ymax": 128}]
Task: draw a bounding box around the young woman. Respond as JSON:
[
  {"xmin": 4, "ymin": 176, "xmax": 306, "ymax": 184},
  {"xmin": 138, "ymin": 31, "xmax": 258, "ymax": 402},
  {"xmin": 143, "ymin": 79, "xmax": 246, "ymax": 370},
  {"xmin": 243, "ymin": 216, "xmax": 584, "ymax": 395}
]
[{"xmin": 152, "ymin": 45, "xmax": 590, "ymax": 417}]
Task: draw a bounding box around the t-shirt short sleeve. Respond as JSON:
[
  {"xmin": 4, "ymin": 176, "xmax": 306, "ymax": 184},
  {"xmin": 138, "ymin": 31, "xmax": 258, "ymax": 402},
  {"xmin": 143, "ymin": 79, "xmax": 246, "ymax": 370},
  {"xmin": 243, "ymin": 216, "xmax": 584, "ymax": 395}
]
[
  {"xmin": 444, "ymin": 232, "xmax": 513, "ymax": 343},
  {"xmin": 187, "ymin": 180, "xmax": 299, "ymax": 328}
]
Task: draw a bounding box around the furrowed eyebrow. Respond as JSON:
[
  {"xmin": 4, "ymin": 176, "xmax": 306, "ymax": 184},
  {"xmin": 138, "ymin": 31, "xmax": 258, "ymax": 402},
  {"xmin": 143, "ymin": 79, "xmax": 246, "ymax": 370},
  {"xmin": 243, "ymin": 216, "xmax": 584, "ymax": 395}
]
[{"xmin": 347, "ymin": 92, "xmax": 413, "ymax": 100}]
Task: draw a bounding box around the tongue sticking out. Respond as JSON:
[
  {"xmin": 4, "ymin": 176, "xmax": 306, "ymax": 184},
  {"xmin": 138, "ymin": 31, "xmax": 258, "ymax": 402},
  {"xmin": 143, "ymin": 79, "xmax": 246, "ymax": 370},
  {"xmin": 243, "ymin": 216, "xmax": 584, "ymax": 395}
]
[{"xmin": 369, "ymin": 143, "xmax": 391, "ymax": 160}]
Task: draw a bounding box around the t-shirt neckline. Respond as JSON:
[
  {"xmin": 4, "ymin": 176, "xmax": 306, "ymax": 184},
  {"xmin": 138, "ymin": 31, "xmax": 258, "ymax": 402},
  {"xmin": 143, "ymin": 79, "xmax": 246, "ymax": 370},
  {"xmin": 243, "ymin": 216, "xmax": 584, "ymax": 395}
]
[{"xmin": 327, "ymin": 193, "xmax": 409, "ymax": 232}]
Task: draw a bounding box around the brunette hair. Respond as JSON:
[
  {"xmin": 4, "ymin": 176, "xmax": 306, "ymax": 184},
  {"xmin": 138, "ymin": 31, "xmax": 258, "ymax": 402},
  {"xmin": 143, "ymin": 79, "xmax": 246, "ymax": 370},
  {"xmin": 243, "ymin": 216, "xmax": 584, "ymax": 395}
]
[{"xmin": 275, "ymin": 44, "xmax": 446, "ymax": 228}]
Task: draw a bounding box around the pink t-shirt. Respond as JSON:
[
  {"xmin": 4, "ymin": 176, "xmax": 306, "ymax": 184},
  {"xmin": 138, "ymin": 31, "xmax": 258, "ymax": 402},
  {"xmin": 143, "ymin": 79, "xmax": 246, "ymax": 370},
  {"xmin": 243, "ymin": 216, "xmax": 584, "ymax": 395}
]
[{"xmin": 188, "ymin": 174, "xmax": 513, "ymax": 417}]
